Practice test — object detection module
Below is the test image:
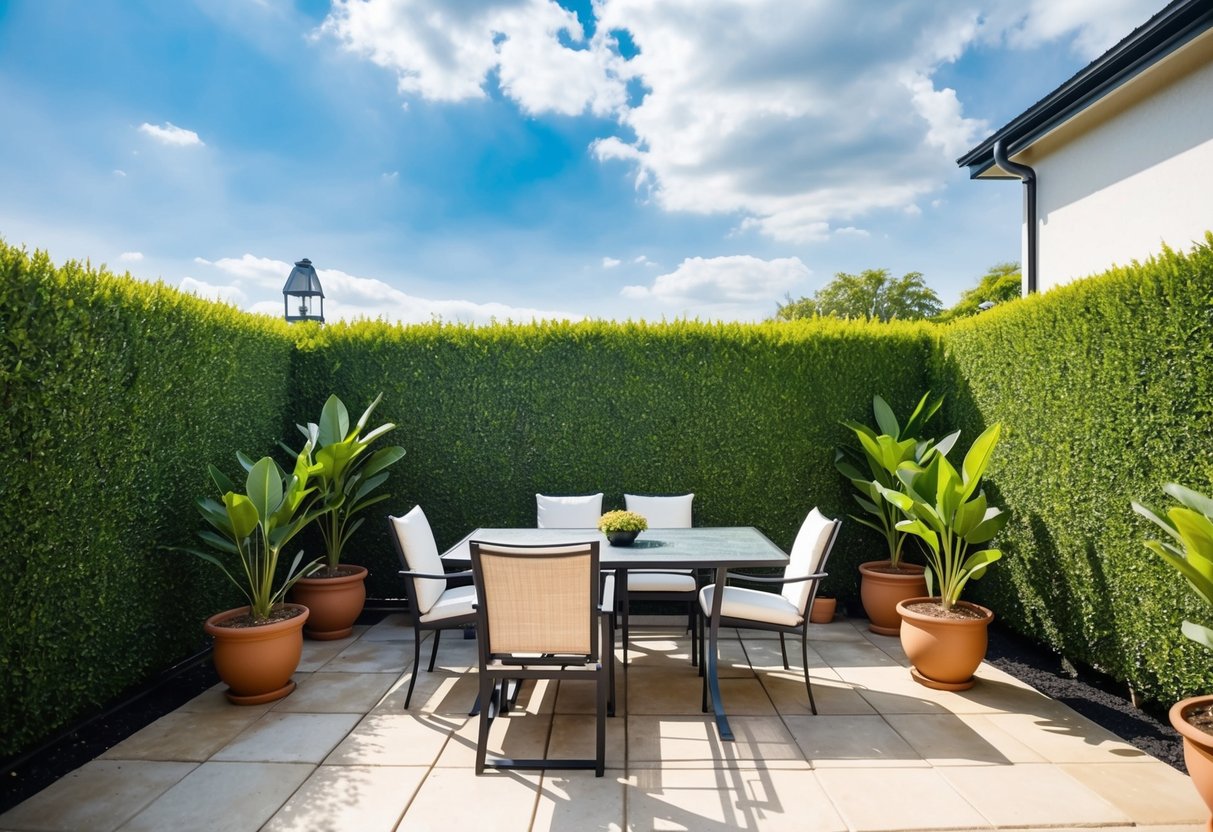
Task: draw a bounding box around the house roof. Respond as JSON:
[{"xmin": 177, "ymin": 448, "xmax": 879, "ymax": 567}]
[{"xmin": 956, "ymin": 0, "xmax": 1213, "ymax": 179}]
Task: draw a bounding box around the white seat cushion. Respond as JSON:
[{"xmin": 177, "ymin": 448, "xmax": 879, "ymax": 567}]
[
  {"xmin": 600, "ymin": 573, "xmax": 615, "ymax": 613},
  {"xmin": 624, "ymin": 493, "xmax": 694, "ymax": 528},
  {"xmin": 627, "ymin": 571, "xmax": 697, "ymax": 592},
  {"xmin": 419, "ymin": 584, "xmax": 477, "ymax": 623},
  {"xmin": 699, "ymin": 584, "xmax": 803, "ymax": 628},
  {"xmin": 782, "ymin": 508, "xmax": 837, "ymax": 613},
  {"xmin": 536, "ymin": 493, "xmax": 603, "ymax": 528},
  {"xmin": 389, "ymin": 506, "xmax": 446, "ymax": 615}
]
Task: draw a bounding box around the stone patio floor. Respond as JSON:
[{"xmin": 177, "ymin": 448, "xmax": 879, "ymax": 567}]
[{"xmin": 0, "ymin": 614, "xmax": 1203, "ymax": 832}]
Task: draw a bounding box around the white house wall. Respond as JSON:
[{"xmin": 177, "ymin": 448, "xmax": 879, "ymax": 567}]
[{"xmin": 1016, "ymin": 35, "xmax": 1213, "ymax": 293}]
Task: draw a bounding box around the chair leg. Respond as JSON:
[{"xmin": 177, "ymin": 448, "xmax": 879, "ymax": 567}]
[
  {"xmin": 689, "ymin": 603, "xmax": 698, "ymax": 667},
  {"xmin": 596, "ymin": 669, "xmax": 607, "ymax": 777},
  {"xmin": 404, "ymin": 630, "xmax": 423, "ymax": 709},
  {"xmin": 475, "ymin": 673, "xmax": 493, "ymax": 774},
  {"xmin": 802, "ymin": 632, "xmax": 817, "ymax": 716},
  {"xmin": 779, "ymin": 632, "xmax": 790, "ymax": 670},
  {"xmin": 427, "ymin": 628, "xmax": 442, "ymax": 672}
]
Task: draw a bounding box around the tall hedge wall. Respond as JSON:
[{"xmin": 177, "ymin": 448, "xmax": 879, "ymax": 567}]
[
  {"xmin": 5, "ymin": 230, "xmax": 1212, "ymax": 761},
  {"xmin": 288, "ymin": 318, "xmax": 934, "ymax": 600},
  {"xmin": 0, "ymin": 243, "xmax": 295, "ymax": 758},
  {"xmin": 935, "ymin": 237, "xmax": 1213, "ymax": 704}
]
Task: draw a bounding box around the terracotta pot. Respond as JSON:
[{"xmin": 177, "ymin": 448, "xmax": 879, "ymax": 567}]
[
  {"xmin": 205, "ymin": 604, "xmax": 309, "ymax": 705},
  {"xmin": 1169, "ymin": 695, "xmax": 1213, "ymax": 831},
  {"xmin": 859, "ymin": 561, "xmax": 927, "ymax": 635},
  {"xmin": 896, "ymin": 597, "xmax": 993, "ymax": 691},
  {"xmin": 809, "ymin": 596, "xmax": 837, "ymax": 624},
  {"xmin": 290, "ymin": 565, "xmax": 368, "ymax": 640}
]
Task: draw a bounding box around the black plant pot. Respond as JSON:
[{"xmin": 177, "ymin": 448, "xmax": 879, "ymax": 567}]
[{"xmin": 607, "ymin": 530, "xmax": 639, "ymax": 546}]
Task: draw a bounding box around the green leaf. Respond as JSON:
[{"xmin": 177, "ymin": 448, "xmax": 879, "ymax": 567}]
[
  {"xmin": 208, "ymin": 464, "xmax": 234, "ymax": 495},
  {"xmin": 317, "ymin": 394, "xmax": 350, "ymax": 448},
  {"xmin": 223, "ymin": 492, "xmax": 260, "ymax": 540},
  {"xmin": 360, "ymin": 445, "xmax": 405, "ymax": 479},
  {"xmin": 245, "ymin": 457, "xmax": 284, "ymax": 522},
  {"xmin": 872, "ymin": 395, "xmax": 899, "ymax": 437},
  {"xmin": 1166, "ymin": 483, "xmax": 1213, "ymax": 518},
  {"xmin": 1182, "ymin": 620, "xmax": 1213, "ymax": 652},
  {"xmin": 960, "ymin": 423, "xmax": 1001, "ymax": 502},
  {"xmin": 964, "ymin": 507, "xmax": 1009, "ymax": 544}
]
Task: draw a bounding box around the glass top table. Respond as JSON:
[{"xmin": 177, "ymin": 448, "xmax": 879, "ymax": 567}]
[{"xmin": 441, "ymin": 526, "xmax": 789, "ymax": 741}]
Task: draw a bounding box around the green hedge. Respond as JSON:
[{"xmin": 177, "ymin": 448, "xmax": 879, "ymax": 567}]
[
  {"xmin": 934, "ymin": 237, "xmax": 1213, "ymax": 703},
  {"xmin": 6, "ymin": 229, "xmax": 1212, "ymax": 760},
  {"xmin": 288, "ymin": 318, "xmax": 934, "ymax": 600},
  {"xmin": 0, "ymin": 243, "xmax": 295, "ymax": 758}
]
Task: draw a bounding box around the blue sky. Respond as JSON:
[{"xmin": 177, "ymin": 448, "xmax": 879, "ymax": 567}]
[{"xmin": 0, "ymin": 0, "xmax": 1165, "ymax": 323}]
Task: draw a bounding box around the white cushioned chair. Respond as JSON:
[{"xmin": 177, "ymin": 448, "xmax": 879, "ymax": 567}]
[
  {"xmin": 621, "ymin": 493, "xmax": 698, "ymax": 666},
  {"xmin": 536, "ymin": 492, "xmax": 604, "ymax": 528},
  {"xmin": 389, "ymin": 505, "xmax": 478, "ymax": 709},
  {"xmin": 469, "ymin": 539, "xmax": 612, "ymax": 776},
  {"xmin": 698, "ymin": 508, "xmax": 841, "ymax": 714}
]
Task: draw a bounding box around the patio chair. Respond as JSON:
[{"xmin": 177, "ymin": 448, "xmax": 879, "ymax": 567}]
[
  {"xmin": 697, "ymin": 508, "xmax": 841, "ymax": 715},
  {"xmin": 536, "ymin": 492, "xmax": 603, "ymax": 528},
  {"xmin": 621, "ymin": 493, "xmax": 699, "ymax": 666},
  {"xmin": 469, "ymin": 539, "xmax": 612, "ymax": 776},
  {"xmin": 389, "ymin": 505, "xmax": 478, "ymax": 709}
]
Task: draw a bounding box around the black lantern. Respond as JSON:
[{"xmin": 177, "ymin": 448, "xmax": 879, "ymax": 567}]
[{"xmin": 283, "ymin": 258, "xmax": 325, "ymax": 323}]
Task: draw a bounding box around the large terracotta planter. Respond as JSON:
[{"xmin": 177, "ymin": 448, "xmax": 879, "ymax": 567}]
[
  {"xmin": 290, "ymin": 565, "xmax": 368, "ymax": 640},
  {"xmin": 896, "ymin": 597, "xmax": 993, "ymax": 691},
  {"xmin": 205, "ymin": 604, "xmax": 309, "ymax": 705},
  {"xmin": 1170, "ymin": 695, "xmax": 1213, "ymax": 831},
  {"xmin": 859, "ymin": 561, "xmax": 927, "ymax": 635}
]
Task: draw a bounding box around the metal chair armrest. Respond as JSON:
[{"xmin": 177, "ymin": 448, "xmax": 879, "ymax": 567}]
[
  {"xmin": 399, "ymin": 569, "xmax": 474, "ymax": 580},
  {"xmin": 722, "ymin": 570, "xmax": 827, "ymax": 585}
]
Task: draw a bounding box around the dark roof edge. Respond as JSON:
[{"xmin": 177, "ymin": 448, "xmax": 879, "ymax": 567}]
[{"xmin": 957, "ymin": 0, "xmax": 1213, "ymax": 176}]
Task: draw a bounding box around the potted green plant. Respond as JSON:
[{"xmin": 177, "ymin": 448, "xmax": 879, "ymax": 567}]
[
  {"xmin": 878, "ymin": 422, "xmax": 1007, "ymax": 690},
  {"xmin": 1133, "ymin": 483, "xmax": 1213, "ymax": 826},
  {"xmin": 183, "ymin": 452, "xmax": 325, "ymax": 704},
  {"xmin": 836, "ymin": 392, "xmax": 958, "ymax": 634},
  {"xmin": 599, "ymin": 510, "xmax": 648, "ymax": 546},
  {"xmin": 289, "ymin": 393, "xmax": 405, "ymax": 639}
]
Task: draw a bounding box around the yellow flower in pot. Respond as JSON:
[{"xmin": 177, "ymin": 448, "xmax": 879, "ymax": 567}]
[{"xmin": 599, "ymin": 510, "xmax": 648, "ymax": 547}]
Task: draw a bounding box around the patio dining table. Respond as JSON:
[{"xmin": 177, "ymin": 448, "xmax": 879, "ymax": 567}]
[{"xmin": 440, "ymin": 526, "xmax": 789, "ymax": 741}]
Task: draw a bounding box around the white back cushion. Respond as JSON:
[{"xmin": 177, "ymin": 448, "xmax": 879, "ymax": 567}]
[
  {"xmin": 781, "ymin": 508, "xmax": 837, "ymax": 613},
  {"xmin": 624, "ymin": 493, "xmax": 694, "ymax": 528},
  {"xmin": 536, "ymin": 493, "xmax": 603, "ymax": 528},
  {"xmin": 389, "ymin": 505, "xmax": 446, "ymax": 615}
]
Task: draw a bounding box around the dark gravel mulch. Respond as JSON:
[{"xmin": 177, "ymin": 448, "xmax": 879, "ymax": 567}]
[{"xmin": 0, "ymin": 617, "xmax": 1190, "ymax": 814}]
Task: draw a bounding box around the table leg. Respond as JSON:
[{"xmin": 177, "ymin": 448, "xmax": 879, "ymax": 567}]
[
  {"xmin": 707, "ymin": 565, "xmax": 733, "ymax": 741},
  {"xmin": 619, "ymin": 568, "xmax": 630, "ymax": 670}
]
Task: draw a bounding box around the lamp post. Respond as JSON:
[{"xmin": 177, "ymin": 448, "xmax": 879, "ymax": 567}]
[{"xmin": 283, "ymin": 258, "xmax": 325, "ymax": 323}]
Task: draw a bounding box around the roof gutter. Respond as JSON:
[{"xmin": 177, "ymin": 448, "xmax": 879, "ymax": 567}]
[{"xmin": 993, "ymin": 140, "xmax": 1038, "ymax": 295}]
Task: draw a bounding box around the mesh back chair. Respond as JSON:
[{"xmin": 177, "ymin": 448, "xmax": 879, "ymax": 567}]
[
  {"xmin": 698, "ymin": 508, "xmax": 841, "ymax": 715},
  {"xmin": 536, "ymin": 492, "xmax": 603, "ymax": 528},
  {"xmin": 389, "ymin": 505, "xmax": 478, "ymax": 709},
  {"xmin": 469, "ymin": 540, "xmax": 612, "ymax": 776},
  {"xmin": 622, "ymin": 493, "xmax": 698, "ymax": 666}
]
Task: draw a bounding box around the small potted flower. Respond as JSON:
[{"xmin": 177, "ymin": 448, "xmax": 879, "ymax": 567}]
[{"xmin": 599, "ymin": 510, "xmax": 648, "ymax": 546}]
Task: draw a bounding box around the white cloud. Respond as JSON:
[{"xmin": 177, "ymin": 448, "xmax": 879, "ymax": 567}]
[
  {"xmin": 322, "ymin": 0, "xmax": 1159, "ymax": 244},
  {"xmin": 602, "ymin": 256, "xmax": 621, "ymax": 268},
  {"xmin": 112, "ymin": 169, "xmax": 126, "ymax": 177},
  {"xmin": 622, "ymin": 255, "xmax": 810, "ymax": 320},
  {"xmin": 321, "ymin": 0, "xmax": 627, "ymax": 116},
  {"xmin": 195, "ymin": 253, "xmax": 580, "ymax": 325},
  {"xmin": 982, "ymin": 0, "xmax": 1162, "ymax": 59},
  {"xmin": 834, "ymin": 227, "xmax": 870, "ymax": 238},
  {"xmin": 119, "ymin": 251, "xmax": 143, "ymax": 262},
  {"xmin": 179, "ymin": 277, "xmax": 247, "ymax": 306},
  {"xmin": 382, "ymin": 171, "xmax": 399, "ymax": 182},
  {"xmin": 138, "ymin": 122, "xmax": 205, "ymax": 147}
]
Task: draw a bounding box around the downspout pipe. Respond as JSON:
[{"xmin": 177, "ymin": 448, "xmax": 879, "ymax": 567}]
[{"xmin": 993, "ymin": 140, "xmax": 1038, "ymax": 294}]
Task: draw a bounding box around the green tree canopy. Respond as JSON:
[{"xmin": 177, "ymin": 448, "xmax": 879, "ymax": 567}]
[
  {"xmin": 935, "ymin": 262, "xmax": 1022, "ymax": 323},
  {"xmin": 775, "ymin": 268, "xmax": 942, "ymax": 322}
]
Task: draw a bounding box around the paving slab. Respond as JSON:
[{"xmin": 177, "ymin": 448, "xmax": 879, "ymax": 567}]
[
  {"xmin": 210, "ymin": 712, "xmax": 362, "ymax": 764},
  {"xmin": 261, "ymin": 764, "xmax": 425, "ymax": 832}
]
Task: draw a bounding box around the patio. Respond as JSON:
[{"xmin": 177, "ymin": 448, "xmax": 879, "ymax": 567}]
[{"xmin": 0, "ymin": 615, "xmax": 1201, "ymax": 832}]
